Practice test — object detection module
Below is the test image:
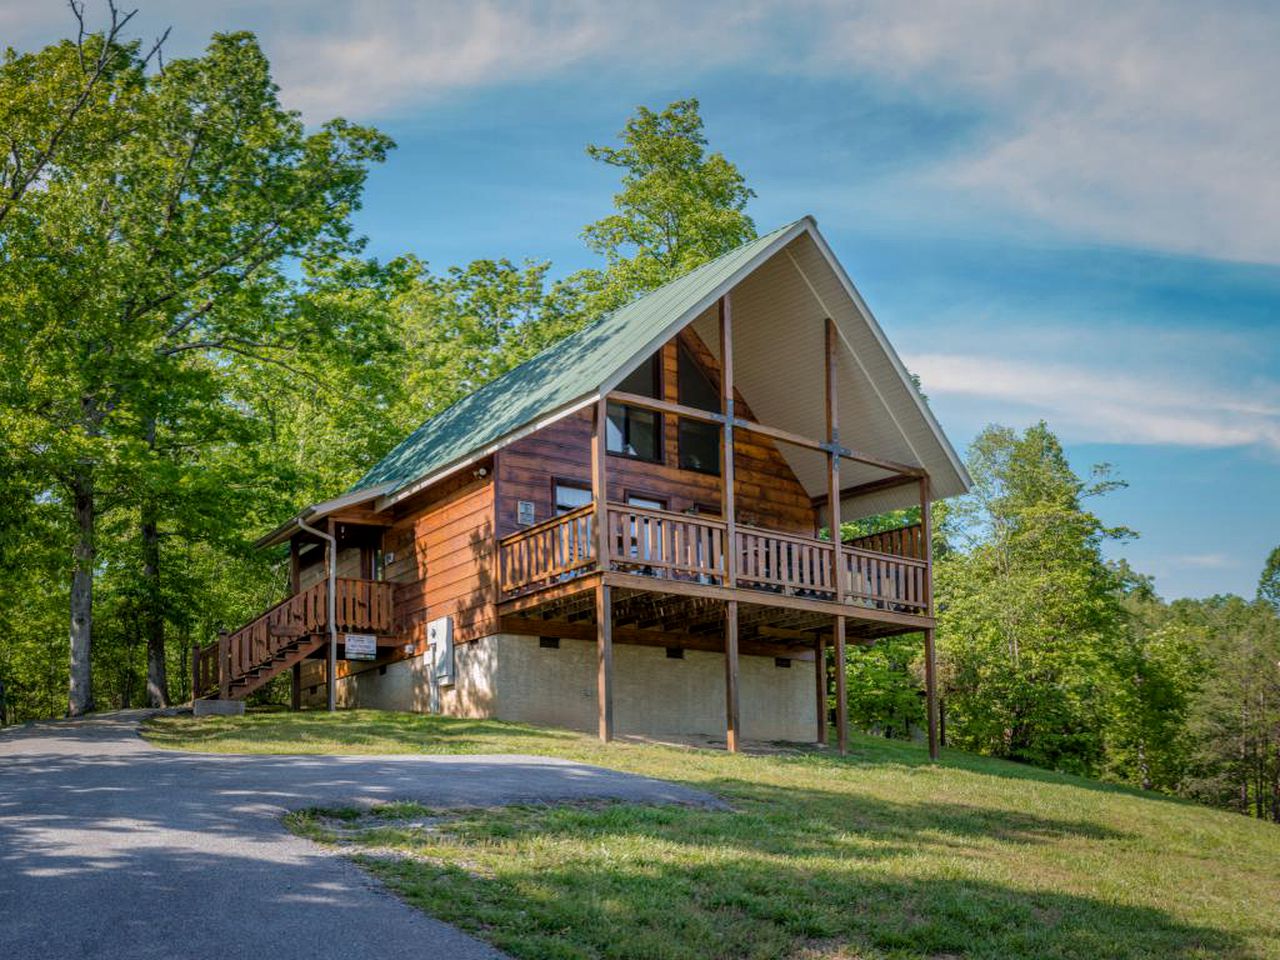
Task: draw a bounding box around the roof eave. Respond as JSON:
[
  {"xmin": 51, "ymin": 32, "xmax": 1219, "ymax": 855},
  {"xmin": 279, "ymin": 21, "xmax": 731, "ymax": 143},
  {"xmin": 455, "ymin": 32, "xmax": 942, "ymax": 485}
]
[{"xmin": 253, "ymin": 484, "xmax": 395, "ymax": 550}]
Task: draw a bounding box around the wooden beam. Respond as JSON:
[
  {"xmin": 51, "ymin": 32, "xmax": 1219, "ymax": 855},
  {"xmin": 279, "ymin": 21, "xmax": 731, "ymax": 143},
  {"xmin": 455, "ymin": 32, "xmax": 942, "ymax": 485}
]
[
  {"xmin": 720, "ymin": 295, "xmax": 737, "ymax": 587},
  {"xmin": 498, "ymin": 616, "xmax": 814, "ymax": 660},
  {"xmin": 592, "ymin": 397, "xmax": 609, "ymax": 568},
  {"xmin": 920, "ymin": 475, "xmax": 938, "ymax": 761},
  {"xmin": 825, "ymin": 318, "xmax": 842, "ymax": 592},
  {"xmin": 289, "ymin": 538, "xmax": 301, "ymax": 594},
  {"xmin": 596, "ymin": 582, "xmax": 614, "ymax": 742},
  {"xmin": 291, "ymin": 662, "xmax": 302, "ymax": 711},
  {"xmin": 217, "ymin": 630, "xmax": 229, "ymax": 701},
  {"xmin": 603, "ymin": 570, "xmax": 937, "ymax": 629},
  {"xmin": 607, "ymin": 391, "xmax": 723, "ymax": 425},
  {"xmin": 834, "ymin": 614, "xmax": 848, "ymax": 755},
  {"xmin": 815, "ymin": 634, "xmax": 827, "ymax": 745},
  {"xmin": 725, "ymin": 599, "xmax": 740, "ymax": 753},
  {"xmin": 810, "ymin": 474, "xmax": 921, "ymax": 511}
]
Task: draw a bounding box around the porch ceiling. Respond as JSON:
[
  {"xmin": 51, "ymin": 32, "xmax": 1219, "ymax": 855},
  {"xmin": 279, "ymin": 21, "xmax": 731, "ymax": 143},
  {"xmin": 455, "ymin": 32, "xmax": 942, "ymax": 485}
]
[{"xmin": 688, "ymin": 230, "xmax": 967, "ymax": 521}]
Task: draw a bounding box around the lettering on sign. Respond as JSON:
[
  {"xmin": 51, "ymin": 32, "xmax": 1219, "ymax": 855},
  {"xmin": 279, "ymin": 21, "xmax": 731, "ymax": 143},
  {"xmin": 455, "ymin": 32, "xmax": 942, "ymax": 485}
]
[{"xmin": 344, "ymin": 633, "xmax": 377, "ymax": 661}]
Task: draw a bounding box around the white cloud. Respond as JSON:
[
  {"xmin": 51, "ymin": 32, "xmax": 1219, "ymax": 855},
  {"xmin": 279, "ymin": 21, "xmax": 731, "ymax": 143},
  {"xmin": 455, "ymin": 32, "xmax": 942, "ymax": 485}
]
[
  {"xmin": 805, "ymin": 0, "xmax": 1280, "ymax": 265},
  {"xmin": 906, "ymin": 351, "xmax": 1280, "ymax": 454},
  {"xmin": 1168, "ymin": 553, "xmax": 1234, "ymax": 570},
  {"xmin": 7, "ymin": 0, "xmax": 1279, "ymax": 265}
]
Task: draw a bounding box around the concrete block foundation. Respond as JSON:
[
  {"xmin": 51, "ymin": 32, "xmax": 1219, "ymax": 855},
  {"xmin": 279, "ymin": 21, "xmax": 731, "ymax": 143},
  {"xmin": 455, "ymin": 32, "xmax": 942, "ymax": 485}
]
[{"xmin": 308, "ymin": 633, "xmax": 818, "ymax": 743}]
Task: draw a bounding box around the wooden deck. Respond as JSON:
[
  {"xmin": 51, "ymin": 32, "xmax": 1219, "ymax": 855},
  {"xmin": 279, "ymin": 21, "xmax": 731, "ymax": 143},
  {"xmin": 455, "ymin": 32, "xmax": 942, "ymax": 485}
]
[{"xmin": 497, "ymin": 501, "xmax": 930, "ymax": 627}]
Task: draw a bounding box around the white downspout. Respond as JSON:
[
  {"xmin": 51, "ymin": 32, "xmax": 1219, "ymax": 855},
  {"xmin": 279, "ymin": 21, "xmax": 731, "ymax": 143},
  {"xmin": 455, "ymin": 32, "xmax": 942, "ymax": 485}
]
[{"xmin": 297, "ymin": 513, "xmax": 338, "ymax": 713}]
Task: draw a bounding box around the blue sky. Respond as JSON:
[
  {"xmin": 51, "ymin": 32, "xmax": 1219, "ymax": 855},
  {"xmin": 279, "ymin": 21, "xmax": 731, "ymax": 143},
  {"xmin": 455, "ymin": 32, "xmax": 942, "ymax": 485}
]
[{"xmin": 7, "ymin": 1, "xmax": 1279, "ymax": 599}]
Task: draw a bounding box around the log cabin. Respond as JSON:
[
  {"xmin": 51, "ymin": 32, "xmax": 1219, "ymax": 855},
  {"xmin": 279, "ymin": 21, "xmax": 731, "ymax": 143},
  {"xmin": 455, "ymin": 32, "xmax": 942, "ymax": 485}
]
[{"xmin": 192, "ymin": 217, "xmax": 970, "ymax": 755}]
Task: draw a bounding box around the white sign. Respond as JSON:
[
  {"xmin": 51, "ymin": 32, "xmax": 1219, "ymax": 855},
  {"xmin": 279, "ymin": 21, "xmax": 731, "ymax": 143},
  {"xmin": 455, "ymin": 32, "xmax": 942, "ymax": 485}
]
[
  {"xmin": 517, "ymin": 500, "xmax": 536, "ymax": 526},
  {"xmin": 344, "ymin": 633, "xmax": 377, "ymax": 661}
]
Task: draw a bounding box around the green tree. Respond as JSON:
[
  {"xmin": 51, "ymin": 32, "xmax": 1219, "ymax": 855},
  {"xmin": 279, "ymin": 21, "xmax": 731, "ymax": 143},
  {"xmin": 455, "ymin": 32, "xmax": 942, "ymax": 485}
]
[
  {"xmin": 845, "ymin": 634, "xmax": 926, "ymax": 739},
  {"xmin": 0, "ymin": 14, "xmax": 390, "ymax": 713},
  {"xmin": 1179, "ymin": 595, "xmax": 1280, "ymax": 820},
  {"xmin": 577, "ymin": 98, "xmax": 756, "ymax": 312},
  {"xmin": 935, "ymin": 423, "xmax": 1130, "ymax": 774},
  {"xmin": 1259, "ymin": 546, "xmax": 1280, "ymax": 611},
  {"xmin": 1102, "ymin": 565, "xmax": 1205, "ymax": 791}
]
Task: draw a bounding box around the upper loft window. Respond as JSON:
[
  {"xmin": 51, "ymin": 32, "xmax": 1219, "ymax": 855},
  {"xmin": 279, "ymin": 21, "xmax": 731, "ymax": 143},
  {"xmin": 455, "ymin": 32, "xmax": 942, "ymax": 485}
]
[
  {"xmin": 607, "ymin": 352, "xmax": 661, "ymax": 462},
  {"xmin": 677, "ymin": 343, "xmax": 721, "ymax": 475},
  {"xmin": 678, "ymin": 343, "xmax": 720, "ymax": 411}
]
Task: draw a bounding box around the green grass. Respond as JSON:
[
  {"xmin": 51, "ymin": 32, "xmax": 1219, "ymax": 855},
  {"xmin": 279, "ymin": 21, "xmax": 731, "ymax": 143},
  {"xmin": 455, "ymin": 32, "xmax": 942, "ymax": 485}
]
[{"xmin": 145, "ymin": 710, "xmax": 1280, "ymax": 959}]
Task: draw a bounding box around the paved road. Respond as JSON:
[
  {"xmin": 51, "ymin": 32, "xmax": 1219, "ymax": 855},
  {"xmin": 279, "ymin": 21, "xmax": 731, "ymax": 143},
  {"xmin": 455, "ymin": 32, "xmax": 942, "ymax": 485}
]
[{"xmin": 0, "ymin": 711, "xmax": 717, "ymax": 960}]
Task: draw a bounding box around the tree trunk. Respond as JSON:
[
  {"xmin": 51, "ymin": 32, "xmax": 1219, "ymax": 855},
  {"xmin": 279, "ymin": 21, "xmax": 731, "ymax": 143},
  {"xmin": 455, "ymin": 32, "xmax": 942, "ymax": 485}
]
[
  {"xmin": 67, "ymin": 472, "xmax": 95, "ymax": 717},
  {"xmin": 142, "ymin": 506, "xmax": 169, "ymax": 708}
]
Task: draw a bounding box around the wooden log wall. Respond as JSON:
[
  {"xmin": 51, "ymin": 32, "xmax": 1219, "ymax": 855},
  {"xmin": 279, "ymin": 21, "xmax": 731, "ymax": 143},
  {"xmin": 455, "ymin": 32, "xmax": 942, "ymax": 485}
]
[
  {"xmin": 495, "ymin": 332, "xmax": 818, "ymax": 539},
  {"xmin": 382, "ymin": 468, "xmax": 498, "ymax": 647}
]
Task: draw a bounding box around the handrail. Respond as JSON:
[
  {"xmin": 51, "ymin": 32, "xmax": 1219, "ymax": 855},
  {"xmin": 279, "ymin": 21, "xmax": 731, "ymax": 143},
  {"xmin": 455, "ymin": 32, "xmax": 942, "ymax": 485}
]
[
  {"xmin": 500, "ymin": 503, "xmax": 595, "ymax": 545},
  {"xmin": 845, "ymin": 523, "xmax": 925, "ymax": 560},
  {"xmin": 494, "ymin": 500, "xmax": 932, "ymax": 618},
  {"xmin": 611, "ymin": 502, "xmax": 728, "ymax": 531},
  {"xmin": 193, "ymin": 578, "xmax": 394, "ymax": 700},
  {"xmin": 843, "ymin": 544, "xmax": 928, "ymax": 568}
]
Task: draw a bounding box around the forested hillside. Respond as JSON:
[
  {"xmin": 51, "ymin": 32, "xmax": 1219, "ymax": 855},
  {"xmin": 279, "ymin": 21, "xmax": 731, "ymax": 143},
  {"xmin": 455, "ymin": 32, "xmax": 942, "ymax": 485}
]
[{"xmin": 2, "ymin": 10, "xmax": 1277, "ymax": 827}]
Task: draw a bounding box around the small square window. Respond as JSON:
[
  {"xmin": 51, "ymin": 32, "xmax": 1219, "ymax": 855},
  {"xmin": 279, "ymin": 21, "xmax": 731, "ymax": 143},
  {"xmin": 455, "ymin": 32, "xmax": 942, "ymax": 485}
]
[
  {"xmin": 554, "ymin": 483, "xmax": 591, "ymax": 515},
  {"xmin": 679, "ymin": 419, "xmax": 721, "ymax": 475},
  {"xmin": 774, "ymin": 657, "xmax": 791, "ymax": 669},
  {"xmin": 539, "ymin": 636, "xmax": 560, "ymax": 649},
  {"xmin": 666, "ymin": 646, "xmax": 684, "ymax": 659},
  {"xmin": 607, "ymin": 403, "xmax": 661, "ymax": 462}
]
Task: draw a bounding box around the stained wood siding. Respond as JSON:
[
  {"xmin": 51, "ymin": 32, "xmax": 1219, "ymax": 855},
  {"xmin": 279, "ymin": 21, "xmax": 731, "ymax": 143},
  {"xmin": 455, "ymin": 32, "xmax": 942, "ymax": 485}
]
[
  {"xmin": 496, "ymin": 333, "xmax": 818, "ymax": 539},
  {"xmin": 384, "ymin": 472, "xmax": 497, "ymax": 646}
]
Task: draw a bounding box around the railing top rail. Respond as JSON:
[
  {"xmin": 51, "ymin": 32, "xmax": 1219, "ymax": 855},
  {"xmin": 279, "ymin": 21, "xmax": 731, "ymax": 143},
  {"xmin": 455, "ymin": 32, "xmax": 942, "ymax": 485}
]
[
  {"xmin": 841, "ymin": 543, "xmax": 928, "ymax": 568},
  {"xmin": 224, "ymin": 578, "xmax": 325, "ymax": 639},
  {"xmin": 607, "ymin": 502, "xmax": 728, "ymax": 530},
  {"xmin": 735, "ymin": 523, "xmax": 831, "ymax": 548},
  {"xmin": 844, "ymin": 522, "xmax": 923, "ymax": 545},
  {"xmin": 498, "ymin": 503, "xmax": 595, "ymax": 545}
]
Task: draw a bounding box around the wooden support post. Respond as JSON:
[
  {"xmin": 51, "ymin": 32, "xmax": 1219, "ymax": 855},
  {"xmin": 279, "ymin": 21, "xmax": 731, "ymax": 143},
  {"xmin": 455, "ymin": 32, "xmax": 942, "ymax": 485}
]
[
  {"xmin": 217, "ymin": 629, "xmax": 230, "ymax": 701},
  {"xmin": 825, "ymin": 318, "xmax": 842, "ymax": 597},
  {"xmin": 326, "ymin": 519, "xmax": 337, "ymax": 714},
  {"xmin": 592, "ymin": 397, "xmax": 609, "ymax": 570},
  {"xmin": 924, "ymin": 627, "xmax": 939, "ymax": 761},
  {"xmin": 591, "ymin": 400, "xmax": 613, "ymax": 742},
  {"xmin": 291, "ymin": 662, "xmax": 302, "ymax": 712},
  {"xmin": 724, "ymin": 599, "xmax": 740, "ymax": 752},
  {"xmin": 920, "ymin": 475, "xmax": 938, "ymax": 761},
  {"xmin": 718, "ymin": 295, "xmax": 737, "ymax": 586},
  {"xmin": 289, "ymin": 537, "xmax": 301, "ymax": 594},
  {"xmin": 596, "ymin": 582, "xmax": 614, "ymax": 742},
  {"xmin": 833, "ymin": 615, "xmax": 848, "ymax": 755},
  {"xmin": 814, "ymin": 634, "xmax": 828, "ymax": 745}
]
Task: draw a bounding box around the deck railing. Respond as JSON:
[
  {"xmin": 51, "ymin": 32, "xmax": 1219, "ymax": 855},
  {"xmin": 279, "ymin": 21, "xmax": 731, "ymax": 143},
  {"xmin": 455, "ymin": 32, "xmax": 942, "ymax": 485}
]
[
  {"xmin": 845, "ymin": 523, "xmax": 926, "ymax": 561},
  {"xmin": 498, "ymin": 504, "xmax": 596, "ymax": 598},
  {"xmin": 736, "ymin": 525, "xmax": 837, "ymax": 597},
  {"xmin": 497, "ymin": 503, "xmax": 930, "ymax": 616},
  {"xmin": 608, "ymin": 504, "xmax": 726, "ymax": 582},
  {"xmin": 193, "ymin": 577, "xmax": 395, "ymax": 699},
  {"xmin": 840, "ymin": 544, "xmax": 928, "ymax": 614}
]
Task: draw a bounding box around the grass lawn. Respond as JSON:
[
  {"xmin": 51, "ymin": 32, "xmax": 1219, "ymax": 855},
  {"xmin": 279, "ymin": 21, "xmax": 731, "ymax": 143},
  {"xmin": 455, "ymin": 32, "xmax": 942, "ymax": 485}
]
[{"xmin": 145, "ymin": 710, "xmax": 1280, "ymax": 960}]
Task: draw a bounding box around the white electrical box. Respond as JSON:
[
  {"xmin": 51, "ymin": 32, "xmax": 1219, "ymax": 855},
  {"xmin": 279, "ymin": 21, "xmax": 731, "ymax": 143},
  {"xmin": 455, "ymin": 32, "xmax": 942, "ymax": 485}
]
[
  {"xmin": 427, "ymin": 616, "xmax": 455, "ymax": 686},
  {"xmin": 517, "ymin": 500, "xmax": 536, "ymax": 526}
]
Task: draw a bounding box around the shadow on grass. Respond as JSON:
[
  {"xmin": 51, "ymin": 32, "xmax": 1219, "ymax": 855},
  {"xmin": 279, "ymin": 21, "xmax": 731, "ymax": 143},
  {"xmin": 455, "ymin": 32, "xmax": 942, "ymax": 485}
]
[
  {"xmin": 346, "ymin": 801, "xmax": 1246, "ymax": 960},
  {"xmin": 787, "ymin": 732, "xmax": 1206, "ymax": 812}
]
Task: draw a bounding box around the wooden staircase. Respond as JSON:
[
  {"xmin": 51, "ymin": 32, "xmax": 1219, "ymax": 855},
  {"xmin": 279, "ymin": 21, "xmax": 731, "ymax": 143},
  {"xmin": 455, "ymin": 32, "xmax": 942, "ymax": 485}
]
[{"xmin": 193, "ymin": 578, "xmax": 395, "ymax": 702}]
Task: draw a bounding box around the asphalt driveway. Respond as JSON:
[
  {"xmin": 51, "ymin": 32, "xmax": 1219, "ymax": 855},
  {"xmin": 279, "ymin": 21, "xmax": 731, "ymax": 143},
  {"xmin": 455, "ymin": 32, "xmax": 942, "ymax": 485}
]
[{"xmin": 0, "ymin": 711, "xmax": 716, "ymax": 959}]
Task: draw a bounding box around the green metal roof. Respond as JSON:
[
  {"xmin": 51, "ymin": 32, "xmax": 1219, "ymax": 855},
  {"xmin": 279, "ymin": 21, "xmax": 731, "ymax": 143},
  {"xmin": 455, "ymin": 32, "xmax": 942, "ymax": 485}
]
[{"xmin": 351, "ymin": 218, "xmax": 808, "ymax": 496}]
